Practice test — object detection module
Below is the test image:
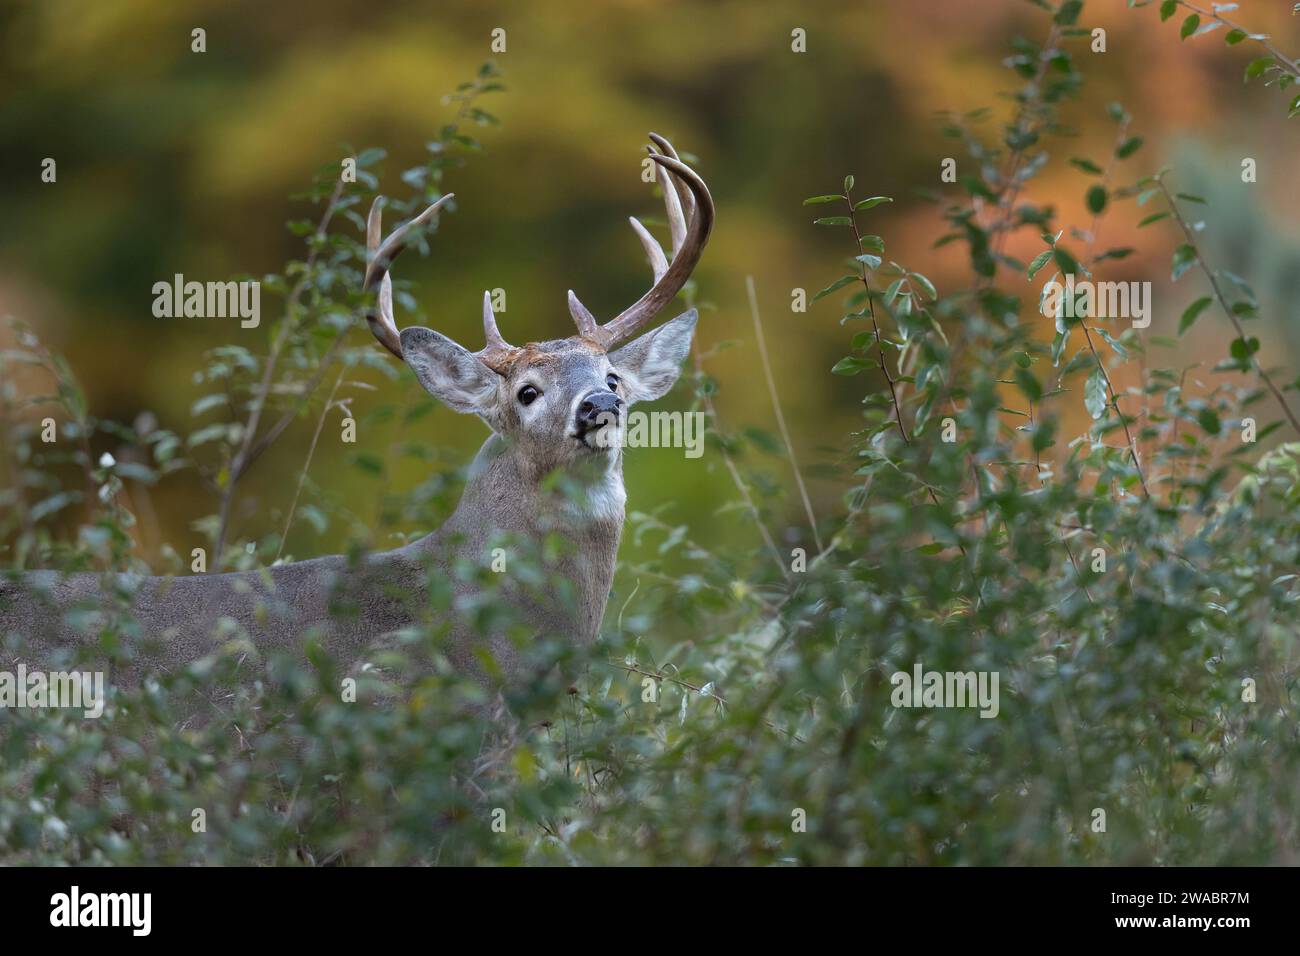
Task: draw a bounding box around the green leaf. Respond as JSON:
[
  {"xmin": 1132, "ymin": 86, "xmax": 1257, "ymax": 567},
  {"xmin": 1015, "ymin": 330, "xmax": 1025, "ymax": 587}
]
[
  {"xmin": 188, "ymin": 423, "xmax": 233, "ymax": 449},
  {"xmin": 1220, "ymin": 269, "xmax": 1258, "ymax": 304},
  {"xmin": 1027, "ymin": 249, "xmax": 1054, "ymax": 281},
  {"xmin": 1176, "ymin": 192, "xmax": 1207, "ymax": 204},
  {"xmin": 31, "ymin": 492, "xmax": 78, "ymax": 523},
  {"xmin": 1181, "ymin": 13, "xmax": 1200, "ymax": 40},
  {"xmin": 1053, "ymin": 247, "xmax": 1080, "ymax": 276},
  {"xmin": 299, "ymin": 504, "xmax": 328, "ymax": 534},
  {"xmin": 859, "ymin": 234, "xmax": 886, "ymax": 252},
  {"xmin": 959, "ymin": 175, "xmax": 996, "ymax": 200},
  {"xmin": 1245, "ymin": 56, "xmax": 1275, "ymax": 81},
  {"xmin": 1014, "ymin": 367, "xmax": 1043, "ymax": 402},
  {"xmin": 351, "ymin": 451, "xmax": 385, "ymax": 475},
  {"xmin": 814, "ymin": 275, "xmax": 859, "ymax": 301},
  {"xmin": 190, "ymin": 394, "xmax": 228, "ymax": 417},
  {"xmin": 1032, "ymin": 416, "xmax": 1057, "ymax": 454},
  {"xmin": 1225, "ymin": 29, "xmax": 1247, "ymax": 45},
  {"xmin": 1096, "ymin": 328, "xmax": 1128, "ymax": 359},
  {"xmin": 1179, "ymin": 296, "xmax": 1213, "ymax": 334},
  {"xmin": 813, "ymin": 217, "xmax": 853, "ymax": 226},
  {"xmin": 854, "ymin": 196, "xmax": 893, "ymax": 211},
  {"xmin": 1197, "ymin": 406, "xmax": 1221, "ymax": 435},
  {"xmin": 1116, "ymin": 136, "xmax": 1144, "ymax": 159},
  {"xmin": 1070, "ymin": 157, "xmax": 1104, "ymax": 175},
  {"xmin": 1085, "ymin": 367, "xmax": 1108, "ymax": 420},
  {"xmin": 1171, "ymin": 244, "xmax": 1198, "ymax": 281},
  {"xmin": 1138, "ymin": 211, "xmax": 1170, "ymax": 227},
  {"xmin": 1230, "ymin": 336, "xmax": 1260, "ymax": 361},
  {"xmin": 908, "ymin": 272, "xmax": 938, "ymax": 301},
  {"xmin": 843, "ymin": 175, "xmax": 856, "ymax": 193},
  {"xmin": 1086, "ymin": 185, "xmax": 1107, "ymax": 214},
  {"xmin": 832, "ymin": 356, "xmax": 870, "ymax": 376},
  {"xmin": 802, "ymin": 195, "xmax": 842, "ymax": 205},
  {"xmin": 1052, "ymin": 329, "xmax": 1069, "ymax": 367},
  {"xmin": 1054, "ymin": 0, "xmax": 1083, "ymax": 25},
  {"xmin": 1159, "ymin": 0, "xmax": 1177, "ymax": 21}
]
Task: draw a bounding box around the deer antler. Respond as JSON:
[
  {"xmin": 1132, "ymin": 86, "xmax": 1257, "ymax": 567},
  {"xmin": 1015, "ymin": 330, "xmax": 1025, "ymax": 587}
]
[
  {"xmin": 364, "ymin": 195, "xmax": 517, "ymax": 373},
  {"xmin": 568, "ymin": 133, "xmax": 714, "ymax": 351}
]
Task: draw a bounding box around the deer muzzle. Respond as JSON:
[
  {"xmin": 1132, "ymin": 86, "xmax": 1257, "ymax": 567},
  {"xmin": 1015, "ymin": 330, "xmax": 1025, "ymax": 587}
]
[{"xmin": 575, "ymin": 391, "xmax": 623, "ymax": 446}]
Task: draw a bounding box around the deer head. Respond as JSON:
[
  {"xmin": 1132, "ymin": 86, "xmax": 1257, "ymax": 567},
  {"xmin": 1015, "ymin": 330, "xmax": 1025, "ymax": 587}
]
[{"xmin": 362, "ymin": 134, "xmax": 714, "ymax": 477}]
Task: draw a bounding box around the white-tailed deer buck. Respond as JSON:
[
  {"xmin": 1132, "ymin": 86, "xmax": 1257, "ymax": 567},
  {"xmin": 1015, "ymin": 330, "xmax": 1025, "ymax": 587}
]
[{"xmin": 0, "ymin": 133, "xmax": 713, "ymax": 691}]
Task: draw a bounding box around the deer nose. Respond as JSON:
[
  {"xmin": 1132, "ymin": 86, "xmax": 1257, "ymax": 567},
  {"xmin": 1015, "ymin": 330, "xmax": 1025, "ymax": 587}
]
[{"xmin": 577, "ymin": 390, "xmax": 622, "ymax": 427}]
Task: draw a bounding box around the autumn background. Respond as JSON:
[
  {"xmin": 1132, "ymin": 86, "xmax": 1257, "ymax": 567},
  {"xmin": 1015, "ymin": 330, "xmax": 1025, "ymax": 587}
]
[{"xmin": 2, "ymin": 0, "xmax": 1298, "ymax": 571}]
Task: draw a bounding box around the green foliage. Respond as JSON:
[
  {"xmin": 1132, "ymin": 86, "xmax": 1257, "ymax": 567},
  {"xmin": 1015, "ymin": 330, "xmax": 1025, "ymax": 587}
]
[
  {"xmin": 1151, "ymin": 0, "xmax": 1300, "ymax": 117},
  {"xmin": 4, "ymin": 7, "xmax": 1300, "ymax": 867}
]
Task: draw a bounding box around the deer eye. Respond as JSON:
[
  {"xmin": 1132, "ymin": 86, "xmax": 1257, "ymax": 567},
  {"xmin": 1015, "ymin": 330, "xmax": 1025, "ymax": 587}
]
[
  {"xmin": 606, "ymin": 373, "xmax": 620, "ymax": 391},
  {"xmin": 517, "ymin": 385, "xmax": 540, "ymax": 406}
]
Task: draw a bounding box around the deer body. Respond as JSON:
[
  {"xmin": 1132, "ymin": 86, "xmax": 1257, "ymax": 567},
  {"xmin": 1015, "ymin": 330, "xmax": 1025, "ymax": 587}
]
[
  {"xmin": 0, "ymin": 134, "xmax": 713, "ymax": 691},
  {"xmin": 2, "ymin": 425, "xmax": 624, "ymax": 684}
]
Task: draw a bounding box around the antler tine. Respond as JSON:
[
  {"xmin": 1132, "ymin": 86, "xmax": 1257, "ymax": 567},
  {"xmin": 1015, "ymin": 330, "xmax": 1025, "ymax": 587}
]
[
  {"xmin": 595, "ymin": 138, "xmax": 714, "ymax": 351},
  {"xmin": 362, "ymin": 194, "xmax": 453, "ymax": 359},
  {"xmin": 368, "ymin": 271, "xmax": 400, "ymax": 358},
  {"xmin": 622, "ymin": 136, "xmax": 693, "ymax": 282},
  {"xmin": 361, "ymin": 194, "xmax": 516, "ymax": 373},
  {"xmin": 647, "ymin": 133, "xmax": 695, "ymax": 246},
  {"xmin": 364, "ymin": 198, "xmax": 401, "ymax": 358},
  {"xmin": 363, "ymin": 194, "xmax": 452, "ymax": 292},
  {"xmin": 477, "ymin": 291, "xmax": 516, "ymax": 370},
  {"xmin": 627, "ymin": 217, "xmax": 669, "ymax": 283},
  {"xmin": 646, "ymin": 144, "xmax": 688, "ymax": 255},
  {"xmin": 567, "ymin": 289, "xmax": 601, "ymax": 339}
]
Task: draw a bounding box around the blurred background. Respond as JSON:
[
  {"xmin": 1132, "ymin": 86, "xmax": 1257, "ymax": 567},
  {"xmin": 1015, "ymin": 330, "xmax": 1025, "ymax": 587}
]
[{"xmin": 2, "ymin": 0, "xmax": 1299, "ymax": 567}]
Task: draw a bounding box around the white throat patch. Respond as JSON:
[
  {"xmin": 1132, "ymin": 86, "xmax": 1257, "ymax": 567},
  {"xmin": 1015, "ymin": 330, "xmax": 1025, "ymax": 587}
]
[{"xmin": 572, "ymin": 454, "xmax": 626, "ymax": 525}]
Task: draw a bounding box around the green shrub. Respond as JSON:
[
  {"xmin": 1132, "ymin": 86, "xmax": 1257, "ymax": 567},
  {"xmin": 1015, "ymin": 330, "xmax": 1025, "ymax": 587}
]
[{"xmin": 3, "ymin": 3, "xmax": 1299, "ymax": 865}]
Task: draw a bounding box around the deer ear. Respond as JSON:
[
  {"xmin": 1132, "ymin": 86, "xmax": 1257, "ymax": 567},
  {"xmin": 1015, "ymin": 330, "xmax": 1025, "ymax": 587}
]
[
  {"xmin": 400, "ymin": 327, "xmax": 501, "ymax": 417},
  {"xmin": 609, "ymin": 309, "xmax": 697, "ymax": 403}
]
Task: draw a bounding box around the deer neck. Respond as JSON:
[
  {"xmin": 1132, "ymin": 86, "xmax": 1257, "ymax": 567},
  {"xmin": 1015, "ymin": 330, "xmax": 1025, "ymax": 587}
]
[
  {"xmin": 411, "ymin": 432, "xmax": 625, "ymax": 643},
  {"xmin": 449, "ymin": 432, "xmax": 626, "ymax": 529}
]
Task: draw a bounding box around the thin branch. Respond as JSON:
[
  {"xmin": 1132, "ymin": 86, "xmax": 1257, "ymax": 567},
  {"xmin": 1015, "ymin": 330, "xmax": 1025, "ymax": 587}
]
[
  {"xmin": 690, "ymin": 339, "xmax": 790, "ymax": 582},
  {"xmin": 1157, "ymin": 178, "xmax": 1300, "ymax": 436},
  {"xmin": 1029, "ymin": 393, "xmax": 1096, "ymax": 604},
  {"xmin": 745, "ymin": 275, "xmax": 822, "ymax": 552},
  {"xmin": 840, "ymin": 188, "xmax": 970, "ymax": 566},
  {"xmin": 1176, "ymin": 0, "xmax": 1300, "ymax": 78},
  {"xmin": 213, "ymin": 179, "xmax": 346, "ymax": 564},
  {"xmin": 608, "ymin": 660, "xmax": 807, "ymax": 744},
  {"xmin": 1080, "ymin": 321, "xmax": 1151, "ymax": 499},
  {"xmin": 843, "ymin": 188, "xmax": 909, "ymax": 443},
  {"xmin": 241, "ymin": 329, "xmax": 350, "ymax": 473},
  {"xmin": 275, "ymin": 370, "xmax": 345, "ymax": 562},
  {"xmin": 980, "ymin": 23, "xmax": 1062, "ymax": 286}
]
